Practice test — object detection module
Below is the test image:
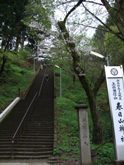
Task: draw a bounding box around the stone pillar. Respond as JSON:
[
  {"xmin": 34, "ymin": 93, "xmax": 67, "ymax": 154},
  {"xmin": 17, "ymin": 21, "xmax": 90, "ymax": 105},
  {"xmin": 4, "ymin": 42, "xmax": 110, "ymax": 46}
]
[{"xmin": 75, "ymin": 104, "xmax": 91, "ymax": 165}]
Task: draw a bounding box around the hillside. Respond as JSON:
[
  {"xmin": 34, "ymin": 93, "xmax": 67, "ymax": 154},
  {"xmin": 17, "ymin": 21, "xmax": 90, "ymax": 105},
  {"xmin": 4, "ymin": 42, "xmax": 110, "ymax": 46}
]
[
  {"xmin": 54, "ymin": 68, "xmax": 115, "ymax": 165},
  {"xmin": 0, "ymin": 50, "xmax": 115, "ymax": 164},
  {"xmin": 0, "ymin": 50, "xmax": 34, "ymax": 113}
]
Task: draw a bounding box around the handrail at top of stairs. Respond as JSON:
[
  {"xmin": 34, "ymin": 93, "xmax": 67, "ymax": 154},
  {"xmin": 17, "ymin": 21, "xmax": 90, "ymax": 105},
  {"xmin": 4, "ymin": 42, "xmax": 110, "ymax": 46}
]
[{"xmin": 12, "ymin": 70, "xmax": 47, "ymax": 143}]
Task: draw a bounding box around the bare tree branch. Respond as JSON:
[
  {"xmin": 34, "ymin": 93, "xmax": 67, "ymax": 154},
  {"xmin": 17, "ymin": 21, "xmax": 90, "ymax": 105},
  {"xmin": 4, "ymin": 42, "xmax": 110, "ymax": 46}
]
[
  {"xmin": 100, "ymin": 0, "xmax": 124, "ymax": 40},
  {"xmin": 63, "ymin": 0, "xmax": 86, "ymax": 23},
  {"xmin": 100, "ymin": 0, "xmax": 112, "ymax": 11},
  {"xmin": 82, "ymin": 3, "xmax": 124, "ymax": 41},
  {"xmin": 56, "ymin": 0, "xmax": 77, "ymax": 7},
  {"xmin": 56, "ymin": 0, "xmax": 103, "ymax": 7},
  {"xmin": 86, "ymin": 1, "xmax": 103, "ymax": 6},
  {"xmin": 68, "ymin": 22, "xmax": 110, "ymax": 32}
]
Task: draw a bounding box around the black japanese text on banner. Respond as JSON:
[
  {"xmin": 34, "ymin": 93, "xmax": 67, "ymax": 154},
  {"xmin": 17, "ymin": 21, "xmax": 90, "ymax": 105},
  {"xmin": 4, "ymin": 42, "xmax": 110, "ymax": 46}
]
[{"xmin": 105, "ymin": 65, "xmax": 124, "ymax": 161}]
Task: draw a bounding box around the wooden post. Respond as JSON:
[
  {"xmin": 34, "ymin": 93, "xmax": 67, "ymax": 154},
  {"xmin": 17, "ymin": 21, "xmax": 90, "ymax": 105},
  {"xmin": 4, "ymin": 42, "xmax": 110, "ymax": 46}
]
[{"xmin": 75, "ymin": 104, "xmax": 91, "ymax": 165}]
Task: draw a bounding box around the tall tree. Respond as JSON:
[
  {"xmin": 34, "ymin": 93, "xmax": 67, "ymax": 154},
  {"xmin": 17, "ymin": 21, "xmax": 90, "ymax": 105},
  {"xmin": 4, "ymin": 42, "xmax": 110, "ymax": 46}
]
[
  {"xmin": 55, "ymin": 0, "xmax": 124, "ymax": 144},
  {"xmin": 100, "ymin": 0, "xmax": 124, "ymax": 41},
  {"xmin": 58, "ymin": 21, "xmax": 104, "ymax": 144},
  {"xmin": 0, "ymin": 0, "xmax": 28, "ymax": 50},
  {"xmin": 0, "ymin": 0, "xmax": 54, "ymax": 75}
]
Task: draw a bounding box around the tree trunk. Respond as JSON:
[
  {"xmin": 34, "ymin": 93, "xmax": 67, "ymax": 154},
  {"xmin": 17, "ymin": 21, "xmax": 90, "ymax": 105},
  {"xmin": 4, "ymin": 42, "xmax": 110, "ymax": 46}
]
[
  {"xmin": 78, "ymin": 76, "xmax": 103, "ymax": 144},
  {"xmin": 4, "ymin": 37, "xmax": 11, "ymax": 51},
  {"xmin": 88, "ymin": 91, "xmax": 103, "ymax": 144},
  {"xmin": 0, "ymin": 55, "xmax": 7, "ymax": 76},
  {"xmin": 20, "ymin": 35, "xmax": 25, "ymax": 49},
  {"xmin": 15, "ymin": 35, "xmax": 20, "ymax": 51}
]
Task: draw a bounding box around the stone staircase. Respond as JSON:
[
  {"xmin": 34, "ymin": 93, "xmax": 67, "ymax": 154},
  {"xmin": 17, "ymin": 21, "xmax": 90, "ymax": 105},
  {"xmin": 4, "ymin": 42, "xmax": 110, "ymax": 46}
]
[{"xmin": 0, "ymin": 69, "xmax": 54, "ymax": 160}]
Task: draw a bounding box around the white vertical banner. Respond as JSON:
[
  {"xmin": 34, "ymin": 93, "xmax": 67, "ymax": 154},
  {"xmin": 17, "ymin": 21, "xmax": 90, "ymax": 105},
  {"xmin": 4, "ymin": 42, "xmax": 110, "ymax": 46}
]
[{"xmin": 105, "ymin": 65, "xmax": 124, "ymax": 160}]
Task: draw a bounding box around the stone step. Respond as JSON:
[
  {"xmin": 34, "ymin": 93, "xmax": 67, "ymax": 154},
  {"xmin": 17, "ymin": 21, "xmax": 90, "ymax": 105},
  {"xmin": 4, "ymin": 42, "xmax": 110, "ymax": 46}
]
[{"xmin": 0, "ymin": 154, "xmax": 51, "ymax": 159}]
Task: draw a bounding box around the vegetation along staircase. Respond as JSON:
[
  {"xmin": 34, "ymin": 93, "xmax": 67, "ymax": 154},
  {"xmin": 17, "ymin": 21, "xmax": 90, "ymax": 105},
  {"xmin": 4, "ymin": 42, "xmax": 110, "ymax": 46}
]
[{"xmin": 0, "ymin": 68, "xmax": 54, "ymax": 160}]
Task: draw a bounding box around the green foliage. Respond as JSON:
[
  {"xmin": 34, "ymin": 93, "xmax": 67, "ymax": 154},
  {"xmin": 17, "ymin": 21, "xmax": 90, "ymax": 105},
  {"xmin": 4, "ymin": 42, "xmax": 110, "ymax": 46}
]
[
  {"xmin": 17, "ymin": 49, "xmax": 30, "ymax": 59},
  {"xmin": 55, "ymin": 67, "xmax": 86, "ymax": 102},
  {"xmin": 24, "ymin": 1, "xmax": 51, "ymax": 29},
  {"xmin": 0, "ymin": 0, "xmax": 54, "ymax": 51},
  {"xmin": 0, "ymin": 50, "xmax": 34, "ymax": 113},
  {"xmin": 92, "ymin": 143, "xmax": 115, "ymax": 165},
  {"xmin": 104, "ymin": 30, "xmax": 124, "ymax": 65},
  {"xmin": 92, "ymin": 23, "xmax": 124, "ymax": 66},
  {"xmin": 0, "ymin": 0, "xmax": 28, "ymax": 45},
  {"xmin": 54, "ymin": 96, "xmax": 80, "ymax": 160},
  {"xmin": 54, "ymin": 64, "xmax": 115, "ymax": 163},
  {"xmin": 96, "ymin": 84, "xmax": 114, "ymax": 142}
]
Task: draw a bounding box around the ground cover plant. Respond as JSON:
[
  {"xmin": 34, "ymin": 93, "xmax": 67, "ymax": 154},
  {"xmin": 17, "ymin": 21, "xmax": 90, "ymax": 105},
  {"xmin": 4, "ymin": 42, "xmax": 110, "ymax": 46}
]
[
  {"xmin": 0, "ymin": 50, "xmax": 34, "ymax": 113},
  {"xmin": 54, "ymin": 68, "xmax": 115, "ymax": 165}
]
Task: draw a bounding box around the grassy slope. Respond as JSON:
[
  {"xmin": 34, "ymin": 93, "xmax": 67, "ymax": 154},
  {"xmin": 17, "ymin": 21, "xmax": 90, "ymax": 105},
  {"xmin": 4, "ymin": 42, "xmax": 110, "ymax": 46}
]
[
  {"xmin": 54, "ymin": 69, "xmax": 115, "ymax": 164},
  {"xmin": 0, "ymin": 50, "xmax": 34, "ymax": 113}
]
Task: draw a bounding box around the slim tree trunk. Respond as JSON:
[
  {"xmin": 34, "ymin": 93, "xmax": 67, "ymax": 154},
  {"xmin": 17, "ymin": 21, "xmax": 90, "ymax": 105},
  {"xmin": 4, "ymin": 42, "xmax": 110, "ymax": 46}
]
[
  {"xmin": 15, "ymin": 35, "xmax": 20, "ymax": 51},
  {"xmin": 4, "ymin": 37, "xmax": 11, "ymax": 51},
  {"xmin": 0, "ymin": 55, "xmax": 7, "ymax": 76}
]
